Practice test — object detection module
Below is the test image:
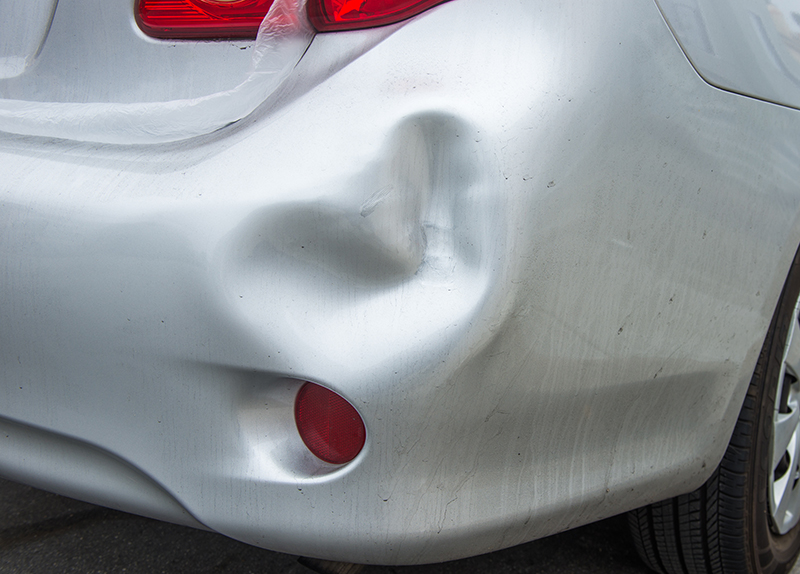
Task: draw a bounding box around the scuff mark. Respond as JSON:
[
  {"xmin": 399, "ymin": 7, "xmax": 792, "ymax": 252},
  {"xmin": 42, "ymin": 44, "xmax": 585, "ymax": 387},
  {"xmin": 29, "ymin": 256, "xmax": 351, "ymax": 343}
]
[
  {"xmin": 484, "ymin": 407, "xmax": 510, "ymax": 423},
  {"xmin": 438, "ymin": 496, "xmax": 459, "ymax": 534},
  {"xmin": 359, "ymin": 184, "xmax": 395, "ymax": 217}
]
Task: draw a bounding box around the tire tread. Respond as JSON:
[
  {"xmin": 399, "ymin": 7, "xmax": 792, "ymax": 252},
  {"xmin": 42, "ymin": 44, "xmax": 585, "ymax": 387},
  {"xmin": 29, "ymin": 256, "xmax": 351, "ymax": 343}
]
[{"xmin": 627, "ymin": 246, "xmax": 800, "ymax": 574}]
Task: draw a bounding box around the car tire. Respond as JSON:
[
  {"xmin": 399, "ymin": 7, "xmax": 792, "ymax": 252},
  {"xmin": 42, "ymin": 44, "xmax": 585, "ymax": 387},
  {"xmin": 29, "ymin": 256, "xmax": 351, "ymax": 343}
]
[{"xmin": 628, "ymin": 249, "xmax": 800, "ymax": 574}]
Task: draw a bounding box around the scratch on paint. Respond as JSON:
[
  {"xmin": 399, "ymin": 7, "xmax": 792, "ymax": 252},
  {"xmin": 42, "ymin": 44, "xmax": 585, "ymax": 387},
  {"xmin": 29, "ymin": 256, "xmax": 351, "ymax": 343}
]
[{"xmin": 360, "ymin": 184, "xmax": 394, "ymax": 217}]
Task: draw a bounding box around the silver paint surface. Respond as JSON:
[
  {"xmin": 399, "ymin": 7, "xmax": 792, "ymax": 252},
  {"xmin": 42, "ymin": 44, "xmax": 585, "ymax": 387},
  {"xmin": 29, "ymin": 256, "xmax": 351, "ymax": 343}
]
[
  {"xmin": 0, "ymin": 0, "xmax": 58, "ymax": 79},
  {"xmin": 657, "ymin": 0, "xmax": 800, "ymax": 108},
  {"xmin": 2, "ymin": 0, "xmax": 800, "ymax": 565},
  {"xmin": 0, "ymin": 0, "xmax": 317, "ymax": 143}
]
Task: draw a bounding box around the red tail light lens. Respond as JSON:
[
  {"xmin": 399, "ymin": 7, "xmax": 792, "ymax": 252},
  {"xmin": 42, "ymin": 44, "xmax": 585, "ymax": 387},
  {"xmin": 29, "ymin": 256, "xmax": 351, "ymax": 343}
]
[
  {"xmin": 295, "ymin": 382, "xmax": 366, "ymax": 464},
  {"xmin": 307, "ymin": 0, "xmax": 449, "ymax": 31},
  {"xmin": 137, "ymin": 0, "xmax": 449, "ymax": 38},
  {"xmin": 136, "ymin": 0, "xmax": 275, "ymax": 39}
]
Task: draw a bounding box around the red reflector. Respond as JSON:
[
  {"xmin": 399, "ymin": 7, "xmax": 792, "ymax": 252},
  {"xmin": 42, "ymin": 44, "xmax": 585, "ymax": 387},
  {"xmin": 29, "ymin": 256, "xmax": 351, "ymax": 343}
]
[
  {"xmin": 295, "ymin": 382, "xmax": 366, "ymax": 464},
  {"xmin": 307, "ymin": 0, "xmax": 449, "ymax": 31},
  {"xmin": 137, "ymin": 0, "xmax": 275, "ymax": 39}
]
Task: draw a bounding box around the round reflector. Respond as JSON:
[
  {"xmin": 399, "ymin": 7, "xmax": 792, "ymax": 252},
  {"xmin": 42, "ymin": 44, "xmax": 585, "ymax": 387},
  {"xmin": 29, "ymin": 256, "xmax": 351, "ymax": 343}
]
[{"xmin": 295, "ymin": 382, "xmax": 366, "ymax": 464}]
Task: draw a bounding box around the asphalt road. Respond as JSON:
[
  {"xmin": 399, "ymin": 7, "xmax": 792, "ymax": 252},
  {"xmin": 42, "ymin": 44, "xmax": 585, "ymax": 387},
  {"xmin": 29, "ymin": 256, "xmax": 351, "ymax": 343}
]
[{"xmin": 1, "ymin": 476, "xmax": 798, "ymax": 574}]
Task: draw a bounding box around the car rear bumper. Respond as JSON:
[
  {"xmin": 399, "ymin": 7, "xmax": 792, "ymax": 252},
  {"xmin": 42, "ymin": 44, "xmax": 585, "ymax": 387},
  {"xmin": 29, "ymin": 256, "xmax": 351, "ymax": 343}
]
[{"xmin": 2, "ymin": 0, "xmax": 800, "ymax": 564}]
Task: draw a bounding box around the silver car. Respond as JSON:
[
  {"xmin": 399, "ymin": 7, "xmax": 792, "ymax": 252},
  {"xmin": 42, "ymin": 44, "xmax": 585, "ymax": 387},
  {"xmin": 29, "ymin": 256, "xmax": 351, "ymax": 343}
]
[{"xmin": 2, "ymin": 1, "xmax": 800, "ymax": 573}]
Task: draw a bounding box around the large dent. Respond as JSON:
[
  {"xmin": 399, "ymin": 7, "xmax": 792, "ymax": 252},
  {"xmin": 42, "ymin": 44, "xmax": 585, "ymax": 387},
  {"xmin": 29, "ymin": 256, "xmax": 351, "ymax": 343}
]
[{"xmin": 221, "ymin": 112, "xmax": 501, "ymax": 371}]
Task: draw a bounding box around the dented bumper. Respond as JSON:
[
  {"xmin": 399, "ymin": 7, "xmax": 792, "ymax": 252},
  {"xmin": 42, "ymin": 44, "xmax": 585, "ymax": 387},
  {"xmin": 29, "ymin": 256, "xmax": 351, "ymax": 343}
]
[{"xmin": 3, "ymin": 0, "xmax": 800, "ymax": 565}]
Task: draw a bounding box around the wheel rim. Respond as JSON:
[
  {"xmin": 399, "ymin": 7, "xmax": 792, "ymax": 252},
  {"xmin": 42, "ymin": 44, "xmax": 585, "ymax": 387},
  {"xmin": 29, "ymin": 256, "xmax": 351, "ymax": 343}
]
[{"xmin": 771, "ymin": 297, "xmax": 800, "ymax": 535}]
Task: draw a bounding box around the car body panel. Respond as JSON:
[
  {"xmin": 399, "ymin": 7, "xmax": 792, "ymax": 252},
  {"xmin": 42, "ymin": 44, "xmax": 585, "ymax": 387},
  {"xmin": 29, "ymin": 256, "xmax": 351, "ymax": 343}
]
[
  {"xmin": 2, "ymin": 0, "xmax": 800, "ymax": 565},
  {"xmin": 0, "ymin": 0, "xmax": 252, "ymax": 103},
  {"xmin": 0, "ymin": 0, "xmax": 317, "ymax": 144},
  {"xmin": 657, "ymin": 0, "xmax": 800, "ymax": 110},
  {"xmin": 0, "ymin": 0, "xmax": 58, "ymax": 80}
]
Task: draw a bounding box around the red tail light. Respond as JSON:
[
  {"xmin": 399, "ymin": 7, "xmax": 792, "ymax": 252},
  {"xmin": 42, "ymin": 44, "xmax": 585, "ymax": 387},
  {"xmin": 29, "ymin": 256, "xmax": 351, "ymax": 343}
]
[
  {"xmin": 136, "ymin": 0, "xmax": 276, "ymax": 39},
  {"xmin": 294, "ymin": 382, "xmax": 366, "ymax": 464},
  {"xmin": 307, "ymin": 0, "xmax": 449, "ymax": 31},
  {"xmin": 137, "ymin": 0, "xmax": 449, "ymax": 38}
]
